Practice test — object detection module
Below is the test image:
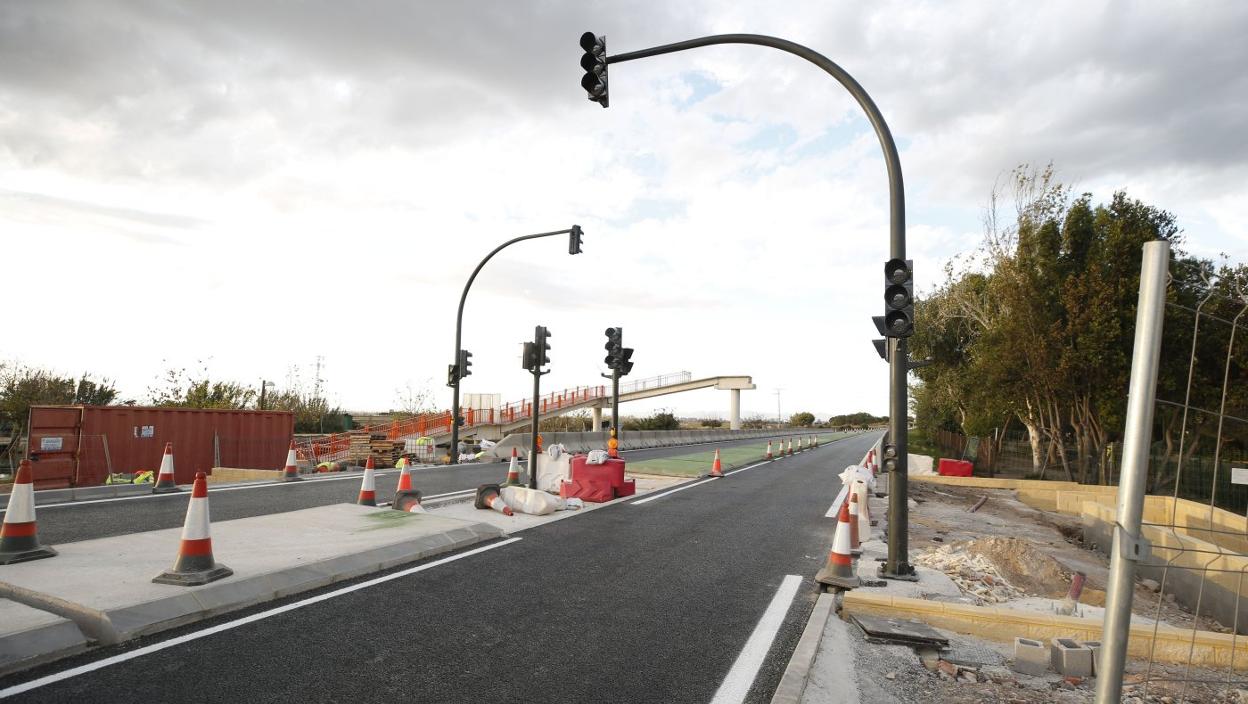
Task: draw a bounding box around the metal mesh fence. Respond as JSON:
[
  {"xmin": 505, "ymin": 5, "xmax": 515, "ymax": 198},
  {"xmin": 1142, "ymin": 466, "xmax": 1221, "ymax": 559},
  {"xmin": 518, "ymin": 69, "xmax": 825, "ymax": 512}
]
[{"xmin": 1098, "ymin": 243, "xmax": 1248, "ymax": 703}]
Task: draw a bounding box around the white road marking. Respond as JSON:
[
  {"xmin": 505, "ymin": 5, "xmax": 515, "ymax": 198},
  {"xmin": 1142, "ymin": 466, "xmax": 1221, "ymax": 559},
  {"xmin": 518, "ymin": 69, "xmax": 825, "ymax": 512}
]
[
  {"xmin": 724, "ymin": 460, "xmax": 771, "ymax": 476},
  {"xmin": 0, "ymin": 537, "xmax": 523, "ymax": 699},
  {"xmin": 709, "ymin": 574, "xmax": 804, "ymax": 704},
  {"xmin": 631, "ymin": 457, "xmax": 782, "ymax": 506}
]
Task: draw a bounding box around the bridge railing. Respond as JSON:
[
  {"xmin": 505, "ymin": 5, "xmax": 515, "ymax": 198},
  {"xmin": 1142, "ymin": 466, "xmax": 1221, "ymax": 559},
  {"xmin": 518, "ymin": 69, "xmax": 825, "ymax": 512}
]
[{"xmin": 620, "ymin": 371, "xmax": 693, "ymax": 395}]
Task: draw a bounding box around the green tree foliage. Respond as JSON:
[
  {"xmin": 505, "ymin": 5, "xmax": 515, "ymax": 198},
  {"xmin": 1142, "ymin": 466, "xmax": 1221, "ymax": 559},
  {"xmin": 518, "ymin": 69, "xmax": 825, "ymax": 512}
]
[
  {"xmin": 911, "ymin": 164, "xmax": 1200, "ymax": 483},
  {"xmin": 0, "ymin": 362, "xmax": 119, "ymax": 433},
  {"xmin": 147, "ymin": 364, "xmax": 256, "ymax": 410},
  {"xmin": 700, "ymin": 418, "xmax": 724, "ymax": 428},
  {"xmin": 789, "ymin": 411, "xmax": 815, "ymax": 427},
  {"xmin": 623, "ymin": 410, "xmax": 681, "ymax": 431},
  {"xmin": 826, "ymin": 412, "xmax": 887, "ymax": 428}
]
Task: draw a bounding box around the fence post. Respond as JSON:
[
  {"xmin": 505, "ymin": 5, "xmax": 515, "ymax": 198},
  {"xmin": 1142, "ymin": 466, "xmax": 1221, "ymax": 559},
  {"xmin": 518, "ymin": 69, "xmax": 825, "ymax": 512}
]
[{"xmin": 1095, "ymin": 240, "xmax": 1169, "ymax": 704}]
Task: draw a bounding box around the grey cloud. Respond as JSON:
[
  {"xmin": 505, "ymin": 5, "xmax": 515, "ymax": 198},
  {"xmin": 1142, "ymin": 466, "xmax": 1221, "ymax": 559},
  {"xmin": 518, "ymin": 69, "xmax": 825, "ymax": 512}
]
[{"xmin": 0, "ymin": 188, "xmax": 202, "ymax": 232}]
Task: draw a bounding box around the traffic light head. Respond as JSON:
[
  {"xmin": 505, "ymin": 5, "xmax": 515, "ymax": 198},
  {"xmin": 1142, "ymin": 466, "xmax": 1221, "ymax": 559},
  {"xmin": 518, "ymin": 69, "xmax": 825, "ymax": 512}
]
[
  {"xmin": 880, "ymin": 258, "xmax": 914, "ymax": 338},
  {"xmin": 604, "ymin": 327, "xmax": 622, "ymax": 368},
  {"xmin": 569, "ymin": 225, "xmax": 584, "ymax": 255},
  {"xmin": 521, "ymin": 342, "xmax": 537, "ymax": 371},
  {"xmin": 619, "ymin": 347, "xmax": 634, "ymax": 376},
  {"xmin": 536, "ymin": 325, "xmax": 552, "ymax": 367},
  {"xmin": 458, "ymin": 349, "xmax": 473, "ymax": 379},
  {"xmin": 447, "ymin": 363, "xmax": 458, "ymax": 387},
  {"xmin": 579, "ymin": 32, "xmax": 609, "ymax": 108}
]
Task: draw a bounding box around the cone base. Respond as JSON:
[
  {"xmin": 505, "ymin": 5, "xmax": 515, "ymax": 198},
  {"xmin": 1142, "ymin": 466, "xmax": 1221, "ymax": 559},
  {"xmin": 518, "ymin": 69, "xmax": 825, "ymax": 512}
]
[
  {"xmin": 877, "ymin": 564, "xmax": 921, "ymax": 582},
  {"xmin": 500, "ymin": 478, "xmax": 521, "ymax": 487},
  {"xmin": 152, "ymin": 563, "xmax": 233, "ymax": 586},
  {"xmin": 0, "ymin": 544, "xmax": 58, "ymax": 565},
  {"xmin": 152, "ymin": 483, "xmax": 181, "ymax": 494},
  {"xmin": 357, "ymin": 498, "xmax": 377, "ymax": 507},
  {"xmin": 703, "ymin": 472, "xmax": 725, "ymax": 479},
  {"xmin": 282, "ymin": 473, "xmax": 303, "ymax": 482},
  {"xmin": 815, "ymin": 565, "xmax": 861, "ymax": 590}
]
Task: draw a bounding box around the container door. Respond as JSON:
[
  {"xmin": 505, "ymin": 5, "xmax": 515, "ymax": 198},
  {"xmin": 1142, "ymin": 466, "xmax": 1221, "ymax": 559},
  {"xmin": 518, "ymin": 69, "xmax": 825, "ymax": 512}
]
[{"xmin": 26, "ymin": 407, "xmax": 83, "ymax": 489}]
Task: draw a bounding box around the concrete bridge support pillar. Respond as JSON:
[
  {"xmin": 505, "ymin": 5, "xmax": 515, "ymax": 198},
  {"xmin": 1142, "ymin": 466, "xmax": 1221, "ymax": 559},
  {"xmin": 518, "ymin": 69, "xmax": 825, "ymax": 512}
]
[
  {"xmin": 592, "ymin": 405, "xmax": 603, "ymax": 432},
  {"xmin": 729, "ymin": 389, "xmax": 742, "ymax": 430}
]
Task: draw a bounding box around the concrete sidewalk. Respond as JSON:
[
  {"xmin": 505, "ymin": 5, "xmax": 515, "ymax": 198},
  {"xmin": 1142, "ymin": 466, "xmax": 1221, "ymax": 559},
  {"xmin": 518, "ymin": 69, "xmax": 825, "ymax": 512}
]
[{"xmin": 0, "ymin": 503, "xmax": 501, "ymax": 660}]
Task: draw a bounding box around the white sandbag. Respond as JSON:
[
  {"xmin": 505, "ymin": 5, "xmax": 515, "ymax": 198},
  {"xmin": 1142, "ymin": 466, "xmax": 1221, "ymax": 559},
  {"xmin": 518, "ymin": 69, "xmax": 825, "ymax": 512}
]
[
  {"xmin": 535, "ymin": 451, "xmax": 572, "ymax": 493},
  {"xmin": 829, "ymin": 465, "xmax": 876, "ymax": 519},
  {"xmin": 586, "ymin": 449, "xmax": 609, "ymax": 465},
  {"xmin": 500, "ymin": 486, "xmax": 569, "ymax": 515}
]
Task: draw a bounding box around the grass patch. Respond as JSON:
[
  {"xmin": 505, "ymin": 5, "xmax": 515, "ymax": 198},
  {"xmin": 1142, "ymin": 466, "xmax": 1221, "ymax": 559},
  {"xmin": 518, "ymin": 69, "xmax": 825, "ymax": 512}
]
[{"xmin": 627, "ymin": 432, "xmax": 850, "ymax": 477}]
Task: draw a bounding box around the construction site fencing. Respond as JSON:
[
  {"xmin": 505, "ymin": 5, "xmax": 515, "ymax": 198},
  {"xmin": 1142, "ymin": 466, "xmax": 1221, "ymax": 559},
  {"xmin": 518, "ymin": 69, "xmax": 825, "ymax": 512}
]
[{"xmin": 1096, "ymin": 242, "xmax": 1248, "ymax": 703}]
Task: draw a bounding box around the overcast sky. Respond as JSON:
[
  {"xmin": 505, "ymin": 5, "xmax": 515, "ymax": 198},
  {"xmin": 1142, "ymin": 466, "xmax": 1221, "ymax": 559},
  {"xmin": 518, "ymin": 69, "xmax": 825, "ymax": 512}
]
[{"xmin": 3, "ymin": 1, "xmax": 1247, "ymax": 421}]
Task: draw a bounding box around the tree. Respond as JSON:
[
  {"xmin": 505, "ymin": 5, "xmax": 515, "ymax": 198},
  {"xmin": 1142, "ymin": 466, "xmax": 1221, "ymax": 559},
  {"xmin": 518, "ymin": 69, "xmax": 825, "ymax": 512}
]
[
  {"xmin": 1, "ymin": 362, "xmax": 119, "ymax": 433},
  {"xmin": 700, "ymin": 418, "xmax": 724, "ymax": 428},
  {"xmin": 789, "ymin": 411, "xmax": 815, "ymax": 427},
  {"xmin": 147, "ymin": 363, "xmax": 255, "ymax": 409}
]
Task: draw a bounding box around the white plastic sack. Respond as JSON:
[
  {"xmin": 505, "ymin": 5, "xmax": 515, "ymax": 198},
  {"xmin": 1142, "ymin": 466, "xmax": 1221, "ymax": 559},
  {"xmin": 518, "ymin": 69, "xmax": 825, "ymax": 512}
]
[
  {"xmin": 586, "ymin": 449, "xmax": 609, "ymax": 465},
  {"xmin": 829, "ymin": 465, "xmax": 876, "ymax": 519},
  {"xmin": 500, "ymin": 486, "xmax": 571, "ymax": 515}
]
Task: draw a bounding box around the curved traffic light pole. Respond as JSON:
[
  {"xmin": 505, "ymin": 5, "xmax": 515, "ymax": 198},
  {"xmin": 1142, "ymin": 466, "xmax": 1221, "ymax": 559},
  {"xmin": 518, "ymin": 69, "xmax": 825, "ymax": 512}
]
[
  {"xmin": 598, "ymin": 33, "xmax": 915, "ymax": 580},
  {"xmin": 449, "ymin": 226, "xmax": 581, "ymax": 465}
]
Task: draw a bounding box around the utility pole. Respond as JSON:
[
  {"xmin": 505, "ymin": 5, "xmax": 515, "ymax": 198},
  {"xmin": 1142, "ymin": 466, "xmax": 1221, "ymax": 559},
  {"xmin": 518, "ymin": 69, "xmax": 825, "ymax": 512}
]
[{"xmin": 774, "ymin": 388, "xmax": 783, "ymax": 425}]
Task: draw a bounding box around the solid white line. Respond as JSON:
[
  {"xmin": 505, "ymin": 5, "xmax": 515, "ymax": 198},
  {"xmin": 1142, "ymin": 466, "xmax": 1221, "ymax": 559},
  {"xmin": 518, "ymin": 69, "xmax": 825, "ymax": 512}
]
[
  {"xmin": 0, "ymin": 537, "xmax": 522, "ymax": 699},
  {"xmin": 709, "ymin": 574, "xmax": 804, "ymax": 704},
  {"xmin": 724, "ymin": 460, "xmax": 770, "ymax": 476}
]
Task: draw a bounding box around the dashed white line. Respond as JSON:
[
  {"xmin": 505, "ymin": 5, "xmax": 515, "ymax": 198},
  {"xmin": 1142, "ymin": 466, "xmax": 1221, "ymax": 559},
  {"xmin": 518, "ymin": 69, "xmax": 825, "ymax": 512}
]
[
  {"xmin": 709, "ymin": 574, "xmax": 804, "ymax": 704},
  {"xmin": 0, "ymin": 537, "xmax": 523, "ymax": 699}
]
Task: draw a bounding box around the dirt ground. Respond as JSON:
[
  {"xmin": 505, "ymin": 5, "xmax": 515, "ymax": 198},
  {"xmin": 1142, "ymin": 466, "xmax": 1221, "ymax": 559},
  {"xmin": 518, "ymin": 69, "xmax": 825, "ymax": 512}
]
[
  {"xmin": 845, "ymin": 480, "xmax": 1245, "ymax": 703},
  {"xmin": 906, "ymin": 480, "xmax": 1229, "ymax": 633}
]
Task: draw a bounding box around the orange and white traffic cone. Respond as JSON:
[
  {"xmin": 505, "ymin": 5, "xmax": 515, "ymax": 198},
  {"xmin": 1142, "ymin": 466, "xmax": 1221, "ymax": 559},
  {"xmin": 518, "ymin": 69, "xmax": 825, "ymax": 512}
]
[
  {"xmin": 787, "ymin": 438, "xmax": 794, "ymax": 456},
  {"xmin": 153, "ymin": 472, "xmax": 233, "ymax": 585},
  {"xmin": 815, "ymin": 500, "xmax": 861, "ymax": 590},
  {"xmin": 393, "ymin": 489, "xmax": 424, "ymax": 513},
  {"xmin": 396, "ymin": 460, "xmax": 413, "ymax": 492},
  {"xmin": 281, "ymin": 440, "xmax": 302, "ymax": 482},
  {"xmin": 0, "ymin": 460, "xmax": 57, "ymax": 564},
  {"xmin": 474, "ymin": 484, "xmax": 513, "ymax": 516},
  {"xmin": 864, "ymin": 448, "xmax": 874, "ymax": 469},
  {"xmin": 848, "ymin": 492, "xmax": 862, "ymax": 556},
  {"xmin": 357, "ymin": 456, "xmax": 377, "ymax": 506},
  {"xmin": 705, "ymin": 448, "xmax": 725, "ymax": 478},
  {"xmin": 799, "ymin": 436, "xmax": 806, "ymax": 452},
  {"xmin": 766, "ymin": 441, "xmax": 774, "ymax": 460},
  {"xmin": 501, "ymin": 448, "xmax": 522, "ymax": 487},
  {"xmin": 812, "ymin": 435, "xmax": 818, "ymax": 448},
  {"xmin": 152, "ymin": 442, "xmax": 181, "ymax": 494}
]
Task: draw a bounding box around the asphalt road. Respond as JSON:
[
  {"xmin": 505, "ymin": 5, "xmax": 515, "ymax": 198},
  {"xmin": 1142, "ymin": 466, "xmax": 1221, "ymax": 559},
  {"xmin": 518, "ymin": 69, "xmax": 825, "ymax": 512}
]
[
  {"xmin": 8, "ymin": 432, "xmax": 854, "ymax": 546},
  {"xmin": 0, "ymin": 431, "xmax": 881, "ymax": 704}
]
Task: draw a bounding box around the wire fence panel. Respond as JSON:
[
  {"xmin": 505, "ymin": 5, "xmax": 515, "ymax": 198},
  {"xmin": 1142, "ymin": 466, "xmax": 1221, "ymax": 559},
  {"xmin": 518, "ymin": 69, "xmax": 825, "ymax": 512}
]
[{"xmin": 1099, "ymin": 246, "xmax": 1248, "ymax": 703}]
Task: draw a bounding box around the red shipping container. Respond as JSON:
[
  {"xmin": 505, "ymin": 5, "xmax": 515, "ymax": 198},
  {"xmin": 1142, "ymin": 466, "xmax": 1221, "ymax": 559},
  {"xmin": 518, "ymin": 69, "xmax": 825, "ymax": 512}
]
[
  {"xmin": 937, "ymin": 458, "xmax": 974, "ymax": 477},
  {"xmin": 559, "ymin": 478, "xmax": 614, "ymax": 503},
  {"xmin": 26, "ymin": 406, "xmax": 295, "ymax": 489},
  {"xmin": 569, "ymin": 455, "xmax": 626, "ymax": 491}
]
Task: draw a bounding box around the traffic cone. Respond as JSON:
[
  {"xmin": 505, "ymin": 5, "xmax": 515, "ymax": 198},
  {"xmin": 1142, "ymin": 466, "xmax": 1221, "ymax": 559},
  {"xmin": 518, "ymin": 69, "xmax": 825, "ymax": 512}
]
[
  {"xmin": 0, "ymin": 460, "xmax": 57, "ymax": 564},
  {"xmin": 799, "ymin": 436, "xmax": 806, "ymax": 452},
  {"xmin": 501, "ymin": 448, "xmax": 522, "ymax": 487},
  {"xmin": 705, "ymin": 449, "xmax": 725, "ymax": 478},
  {"xmin": 396, "ymin": 461, "xmax": 413, "ymax": 492},
  {"xmin": 864, "ymin": 448, "xmax": 873, "ymax": 468},
  {"xmin": 815, "ymin": 500, "xmax": 861, "ymax": 590},
  {"xmin": 848, "ymin": 492, "xmax": 862, "ymax": 556},
  {"xmin": 152, "ymin": 472, "xmax": 233, "ymax": 586},
  {"xmin": 812, "ymin": 435, "xmax": 818, "ymax": 448},
  {"xmin": 766, "ymin": 441, "xmax": 774, "ymax": 460},
  {"xmin": 281, "ymin": 440, "xmax": 302, "ymax": 482},
  {"xmin": 152, "ymin": 442, "xmax": 181, "ymax": 494},
  {"xmin": 393, "ymin": 489, "xmax": 424, "ymax": 513},
  {"xmin": 357, "ymin": 456, "xmax": 377, "ymax": 507},
  {"xmin": 474, "ymin": 484, "xmax": 513, "ymax": 516},
  {"xmin": 787, "ymin": 439, "xmax": 794, "ymax": 456}
]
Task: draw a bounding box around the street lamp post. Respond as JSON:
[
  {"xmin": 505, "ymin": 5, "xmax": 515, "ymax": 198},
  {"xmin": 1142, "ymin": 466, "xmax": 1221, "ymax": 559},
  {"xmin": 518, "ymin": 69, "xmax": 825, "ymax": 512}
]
[
  {"xmin": 448, "ymin": 226, "xmax": 583, "ymax": 464},
  {"xmin": 581, "ymin": 32, "xmax": 916, "ymax": 579}
]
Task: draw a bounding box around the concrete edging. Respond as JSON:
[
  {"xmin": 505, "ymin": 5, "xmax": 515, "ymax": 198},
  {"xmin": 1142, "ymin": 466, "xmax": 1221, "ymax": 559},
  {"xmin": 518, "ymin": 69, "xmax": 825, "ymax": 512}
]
[{"xmin": 770, "ymin": 591, "xmax": 837, "ymax": 704}]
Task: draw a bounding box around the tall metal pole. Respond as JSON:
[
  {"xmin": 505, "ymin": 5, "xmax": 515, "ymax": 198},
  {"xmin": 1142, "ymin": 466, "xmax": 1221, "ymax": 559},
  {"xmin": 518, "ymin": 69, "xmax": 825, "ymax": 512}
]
[
  {"xmin": 1095, "ymin": 241, "xmax": 1169, "ymax": 704},
  {"xmin": 529, "ymin": 368, "xmax": 541, "ymax": 490},
  {"xmin": 449, "ymin": 227, "xmax": 577, "ymax": 464},
  {"xmin": 611, "ymin": 368, "xmax": 620, "ymax": 442},
  {"xmin": 605, "ymin": 34, "xmax": 913, "ymax": 577},
  {"xmin": 885, "ymin": 338, "xmax": 911, "ymax": 577}
]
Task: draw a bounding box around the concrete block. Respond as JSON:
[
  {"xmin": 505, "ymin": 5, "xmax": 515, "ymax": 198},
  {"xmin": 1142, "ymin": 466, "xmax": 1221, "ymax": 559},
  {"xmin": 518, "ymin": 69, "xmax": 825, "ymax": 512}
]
[
  {"xmin": 1050, "ymin": 638, "xmax": 1094, "ymax": 677},
  {"xmin": 0, "ymin": 598, "xmax": 90, "ymax": 677},
  {"xmin": 1080, "ymin": 640, "xmax": 1102, "ymax": 676},
  {"xmin": 1012, "ymin": 637, "xmax": 1049, "ymax": 676}
]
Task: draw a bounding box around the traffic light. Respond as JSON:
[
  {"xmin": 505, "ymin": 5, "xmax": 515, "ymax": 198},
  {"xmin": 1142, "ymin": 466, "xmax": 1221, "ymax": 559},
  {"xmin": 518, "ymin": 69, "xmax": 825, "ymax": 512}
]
[
  {"xmin": 458, "ymin": 349, "xmax": 473, "ymax": 379},
  {"xmin": 579, "ymin": 32, "xmax": 608, "ymax": 108},
  {"xmin": 521, "ymin": 342, "xmax": 537, "ymax": 371},
  {"xmin": 882, "ymin": 442, "xmax": 898, "ymax": 473},
  {"xmin": 873, "ymin": 258, "xmax": 914, "ymax": 338},
  {"xmin": 618, "ymin": 347, "xmax": 634, "ymax": 375},
  {"xmin": 569, "ymin": 225, "xmax": 584, "ymax": 255},
  {"xmin": 446, "ymin": 363, "xmax": 458, "ymax": 387},
  {"xmin": 604, "ymin": 327, "xmax": 622, "ymax": 368},
  {"xmin": 535, "ymin": 325, "xmax": 552, "ymax": 368}
]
